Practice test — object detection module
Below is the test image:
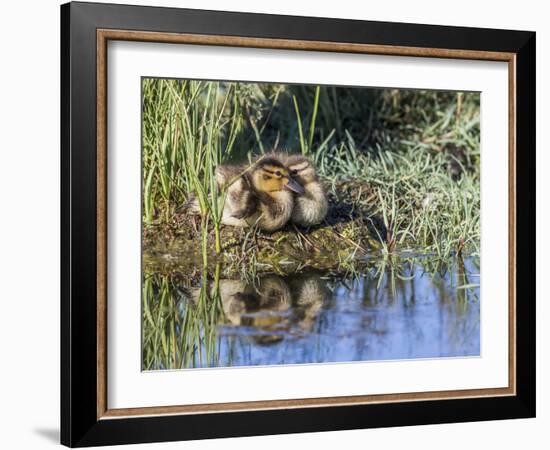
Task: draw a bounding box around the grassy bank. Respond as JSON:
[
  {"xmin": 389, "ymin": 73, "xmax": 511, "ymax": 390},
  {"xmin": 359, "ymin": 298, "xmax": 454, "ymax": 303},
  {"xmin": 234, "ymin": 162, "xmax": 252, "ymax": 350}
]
[{"xmin": 142, "ymin": 79, "xmax": 480, "ymax": 275}]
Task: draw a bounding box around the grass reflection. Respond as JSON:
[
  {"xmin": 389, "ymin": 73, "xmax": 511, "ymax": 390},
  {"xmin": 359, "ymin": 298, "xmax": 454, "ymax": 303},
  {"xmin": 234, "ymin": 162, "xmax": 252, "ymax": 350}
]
[{"xmin": 142, "ymin": 256, "xmax": 480, "ymax": 370}]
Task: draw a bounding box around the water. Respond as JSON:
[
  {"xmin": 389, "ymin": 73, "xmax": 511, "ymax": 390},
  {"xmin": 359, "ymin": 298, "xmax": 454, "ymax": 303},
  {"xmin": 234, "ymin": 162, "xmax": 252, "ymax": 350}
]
[{"xmin": 142, "ymin": 256, "xmax": 480, "ymax": 370}]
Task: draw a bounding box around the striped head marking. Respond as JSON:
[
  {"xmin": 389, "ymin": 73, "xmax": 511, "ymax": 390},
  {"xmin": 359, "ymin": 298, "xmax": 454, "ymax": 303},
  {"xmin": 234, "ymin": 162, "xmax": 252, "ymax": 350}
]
[
  {"xmin": 253, "ymin": 159, "xmax": 304, "ymax": 194},
  {"xmin": 287, "ymin": 156, "xmax": 317, "ymax": 185}
]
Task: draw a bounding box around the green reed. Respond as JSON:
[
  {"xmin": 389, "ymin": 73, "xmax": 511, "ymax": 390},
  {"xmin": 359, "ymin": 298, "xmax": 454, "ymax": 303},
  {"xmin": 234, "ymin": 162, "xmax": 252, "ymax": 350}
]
[
  {"xmin": 142, "ymin": 79, "xmax": 243, "ymax": 257},
  {"xmin": 293, "ymin": 85, "xmax": 321, "ymax": 156}
]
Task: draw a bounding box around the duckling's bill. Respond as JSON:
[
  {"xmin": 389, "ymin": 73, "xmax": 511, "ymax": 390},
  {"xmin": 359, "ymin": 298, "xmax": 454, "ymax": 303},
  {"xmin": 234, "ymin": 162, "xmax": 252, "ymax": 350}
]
[{"xmin": 285, "ymin": 177, "xmax": 305, "ymax": 194}]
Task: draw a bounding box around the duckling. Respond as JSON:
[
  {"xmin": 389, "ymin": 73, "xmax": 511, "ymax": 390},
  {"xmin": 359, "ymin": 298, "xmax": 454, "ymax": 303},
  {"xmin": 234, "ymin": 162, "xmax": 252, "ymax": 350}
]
[
  {"xmin": 216, "ymin": 157, "xmax": 304, "ymax": 231},
  {"xmin": 284, "ymin": 154, "xmax": 328, "ymax": 227}
]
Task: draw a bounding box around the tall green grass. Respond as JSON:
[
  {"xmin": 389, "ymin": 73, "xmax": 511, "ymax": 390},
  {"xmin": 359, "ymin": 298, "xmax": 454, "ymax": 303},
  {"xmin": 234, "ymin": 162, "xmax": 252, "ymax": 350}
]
[
  {"xmin": 293, "ymin": 85, "xmax": 321, "ymax": 155},
  {"xmin": 142, "ymin": 79, "xmax": 243, "ymax": 257}
]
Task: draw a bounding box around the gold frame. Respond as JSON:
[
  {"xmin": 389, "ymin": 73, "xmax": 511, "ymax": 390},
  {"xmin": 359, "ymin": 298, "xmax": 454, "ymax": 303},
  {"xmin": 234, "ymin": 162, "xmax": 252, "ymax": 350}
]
[{"xmin": 96, "ymin": 29, "xmax": 516, "ymax": 420}]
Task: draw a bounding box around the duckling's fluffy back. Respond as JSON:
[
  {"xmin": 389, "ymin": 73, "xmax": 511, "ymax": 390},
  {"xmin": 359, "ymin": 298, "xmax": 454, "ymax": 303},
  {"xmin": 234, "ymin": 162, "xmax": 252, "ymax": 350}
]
[{"xmin": 291, "ymin": 181, "xmax": 328, "ymax": 226}]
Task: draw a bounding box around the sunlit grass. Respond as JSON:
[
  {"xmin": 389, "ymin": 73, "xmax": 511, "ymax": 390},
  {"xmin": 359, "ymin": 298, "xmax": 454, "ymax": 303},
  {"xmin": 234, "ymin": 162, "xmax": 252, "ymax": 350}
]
[{"xmin": 314, "ymin": 92, "xmax": 480, "ymax": 258}]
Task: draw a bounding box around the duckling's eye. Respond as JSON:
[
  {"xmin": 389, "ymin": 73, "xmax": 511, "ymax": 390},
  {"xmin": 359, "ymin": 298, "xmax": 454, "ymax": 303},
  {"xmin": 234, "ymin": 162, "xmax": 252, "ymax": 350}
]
[
  {"xmin": 275, "ymin": 171, "xmax": 281, "ymax": 177},
  {"xmin": 290, "ymin": 170, "xmax": 298, "ymax": 176}
]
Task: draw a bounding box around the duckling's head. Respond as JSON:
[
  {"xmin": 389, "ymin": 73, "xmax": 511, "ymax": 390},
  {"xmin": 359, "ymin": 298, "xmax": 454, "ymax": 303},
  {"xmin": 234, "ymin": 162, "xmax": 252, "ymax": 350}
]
[
  {"xmin": 286, "ymin": 155, "xmax": 318, "ymax": 186},
  {"xmin": 251, "ymin": 158, "xmax": 305, "ymax": 195}
]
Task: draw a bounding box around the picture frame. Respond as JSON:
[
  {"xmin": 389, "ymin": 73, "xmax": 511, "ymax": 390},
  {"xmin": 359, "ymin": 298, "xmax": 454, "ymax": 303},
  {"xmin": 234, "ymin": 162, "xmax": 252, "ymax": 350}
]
[{"xmin": 60, "ymin": 1, "xmax": 535, "ymax": 447}]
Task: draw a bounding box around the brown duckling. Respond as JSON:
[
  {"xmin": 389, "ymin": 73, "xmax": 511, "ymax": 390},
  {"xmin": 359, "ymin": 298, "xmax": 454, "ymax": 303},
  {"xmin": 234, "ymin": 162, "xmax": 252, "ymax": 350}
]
[
  {"xmin": 250, "ymin": 151, "xmax": 328, "ymax": 227},
  {"xmin": 215, "ymin": 157, "xmax": 305, "ymax": 231},
  {"xmin": 284, "ymin": 154, "xmax": 328, "ymax": 227}
]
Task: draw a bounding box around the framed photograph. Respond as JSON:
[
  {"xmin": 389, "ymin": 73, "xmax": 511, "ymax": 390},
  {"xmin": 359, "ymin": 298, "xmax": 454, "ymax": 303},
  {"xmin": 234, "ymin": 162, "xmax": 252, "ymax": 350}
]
[{"xmin": 61, "ymin": 1, "xmax": 535, "ymax": 447}]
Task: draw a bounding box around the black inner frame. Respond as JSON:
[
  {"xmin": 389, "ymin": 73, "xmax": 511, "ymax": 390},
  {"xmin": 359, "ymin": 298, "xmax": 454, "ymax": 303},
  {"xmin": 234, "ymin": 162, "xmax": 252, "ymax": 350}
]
[{"xmin": 61, "ymin": 2, "xmax": 536, "ymax": 447}]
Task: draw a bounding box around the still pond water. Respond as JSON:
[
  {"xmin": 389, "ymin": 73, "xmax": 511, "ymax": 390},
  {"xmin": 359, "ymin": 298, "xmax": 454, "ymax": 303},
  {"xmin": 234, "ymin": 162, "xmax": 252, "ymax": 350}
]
[{"xmin": 142, "ymin": 256, "xmax": 480, "ymax": 370}]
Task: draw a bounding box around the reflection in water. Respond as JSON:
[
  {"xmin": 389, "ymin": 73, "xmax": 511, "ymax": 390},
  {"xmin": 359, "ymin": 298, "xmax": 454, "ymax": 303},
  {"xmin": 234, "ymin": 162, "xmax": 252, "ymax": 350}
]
[
  {"xmin": 142, "ymin": 257, "xmax": 480, "ymax": 370},
  {"xmin": 212, "ymin": 275, "xmax": 328, "ymax": 344}
]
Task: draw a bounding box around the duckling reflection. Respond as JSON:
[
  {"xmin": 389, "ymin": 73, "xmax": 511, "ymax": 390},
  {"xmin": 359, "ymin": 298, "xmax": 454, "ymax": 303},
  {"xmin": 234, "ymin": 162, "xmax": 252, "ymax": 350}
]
[
  {"xmin": 219, "ymin": 276, "xmax": 292, "ymax": 327},
  {"xmin": 288, "ymin": 275, "xmax": 329, "ymax": 332},
  {"xmin": 189, "ymin": 274, "xmax": 330, "ymax": 344}
]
